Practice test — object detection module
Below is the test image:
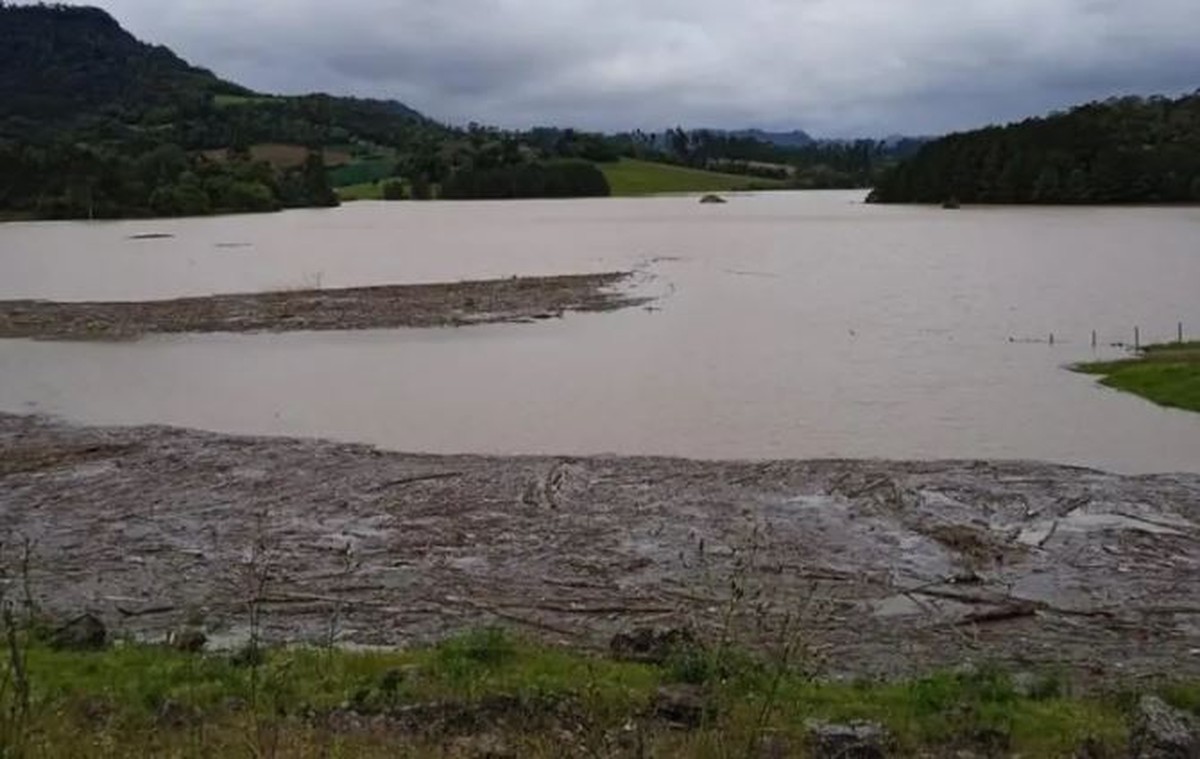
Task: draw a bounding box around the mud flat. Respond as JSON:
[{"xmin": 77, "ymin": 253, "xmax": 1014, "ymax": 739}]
[
  {"xmin": 0, "ymin": 271, "xmax": 644, "ymax": 340},
  {"xmin": 2, "ymin": 412, "xmax": 1199, "ymax": 680}
]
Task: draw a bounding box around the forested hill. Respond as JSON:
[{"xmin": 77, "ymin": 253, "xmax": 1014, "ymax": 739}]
[
  {"xmin": 0, "ymin": 3, "xmax": 443, "ymax": 218},
  {"xmin": 0, "ymin": 2, "xmax": 250, "ymax": 128},
  {"xmin": 867, "ymin": 93, "xmax": 1200, "ymax": 204},
  {"xmin": 0, "ymin": 3, "xmax": 427, "ymax": 143}
]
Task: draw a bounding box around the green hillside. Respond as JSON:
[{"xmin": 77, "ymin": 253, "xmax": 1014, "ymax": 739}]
[
  {"xmin": 0, "ymin": 3, "xmax": 248, "ymax": 128},
  {"xmin": 868, "ymin": 93, "xmax": 1200, "ymax": 204},
  {"xmin": 0, "ymin": 4, "xmax": 442, "ymax": 218},
  {"xmin": 602, "ymin": 158, "xmax": 786, "ymax": 196}
]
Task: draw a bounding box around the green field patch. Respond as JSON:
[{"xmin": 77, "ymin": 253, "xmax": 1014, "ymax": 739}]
[
  {"xmin": 601, "ymin": 158, "xmax": 786, "ymax": 196},
  {"xmin": 1073, "ymin": 341, "xmax": 1200, "ymax": 412},
  {"xmin": 336, "ymin": 182, "xmax": 384, "ymax": 201},
  {"xmin": 329, "ymin": 158, "xmax": 396, "ymax": 188}
]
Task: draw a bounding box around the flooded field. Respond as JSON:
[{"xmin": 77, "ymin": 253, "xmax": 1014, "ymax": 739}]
[{"xmin": 1, "ymin": 192, "xmax": 1198, "ymax": 473}]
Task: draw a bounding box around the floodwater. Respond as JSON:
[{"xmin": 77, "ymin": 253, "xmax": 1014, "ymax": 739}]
[{"xmin": 1, "ymin": 192, "xmax": 1198, "ymax": 473}]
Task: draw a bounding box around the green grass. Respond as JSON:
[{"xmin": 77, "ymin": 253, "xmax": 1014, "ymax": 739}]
[
  {"xmin": 0, "ymin": 628, "xmax": 1178, "ymax": 757},
  {"xmin": 601, "ymin": 158, "xmax": 787, "ymax": 196},
  {"xmin": 335, "ymin": 182, "xmax": 383, "ymax": 201},
  {"xmin": 329, "ymin": 158, "xmax": 396, "ymax": 188},
  {"xmin": 1074, "ymin": 341, "xmax": 1200, "ymax": 412}
]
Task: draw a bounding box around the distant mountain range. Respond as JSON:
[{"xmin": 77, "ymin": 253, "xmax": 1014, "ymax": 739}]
[
  {"xmin": 676, "ymin": 128, "xmax": 930, "ymax": 152},
  {"xmin": 727, "ymin": 129, "xmax": 815, "ymax": 147}
]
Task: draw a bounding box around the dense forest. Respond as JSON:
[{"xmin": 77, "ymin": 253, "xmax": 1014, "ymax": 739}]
[
  {"xmin": 440, "ymin": 160, "xmax": 610, "ymax": 200},
  {"xmin": 868, "ymin": 93, "xmax": 1200, "ymax": 204},
  {"xmin": 0, "ymin": 4, "xmax": 387, "ymax": 217}
]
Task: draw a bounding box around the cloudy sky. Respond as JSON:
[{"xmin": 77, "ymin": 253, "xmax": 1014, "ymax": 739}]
[{"xmin": 70, "ymin": 0, "xmax": 1200, "ymax": 136}]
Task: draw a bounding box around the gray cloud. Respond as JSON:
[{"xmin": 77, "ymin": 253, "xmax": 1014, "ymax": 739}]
[{"xmin": 56, "ymin": 0, "xmax": 1200, "ymax": 135}]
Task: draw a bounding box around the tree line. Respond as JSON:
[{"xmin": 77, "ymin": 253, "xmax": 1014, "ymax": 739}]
[
  {"xmin": 600, "ymin": 128, "xmax": 925, "ymax": 189},
  {"xmin": 0, "ymin": 141, "xmax": 337, "ymax": 219},
  {"xmin": 440, "ymin": 160, "xmax": 610, "ymax": 199},
  {"xmin": 868, "ymin": 93, "xmax": 1200, "ymax": 204}
]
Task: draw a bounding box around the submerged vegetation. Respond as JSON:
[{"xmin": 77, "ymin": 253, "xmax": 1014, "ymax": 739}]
[
  {"xmin": 1074, "ymin": 341, "xmax": 1200, "ymax": 412},
  {"xmin": 1, "ymin": 625, "xmax": 1189, "ymax": 757}
]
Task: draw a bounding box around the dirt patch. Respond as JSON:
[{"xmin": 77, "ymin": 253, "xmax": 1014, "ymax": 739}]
[
  {"xmin": 201, "ymin": 144, "xmax": 353, "ymax": 168},
  {"xmin": 1, "ymin": 413, "xmax": 1199, "ymax": 681},
  {"xmin": 0, "ymin": 272, "xmax": 647, "ymax": 340}
]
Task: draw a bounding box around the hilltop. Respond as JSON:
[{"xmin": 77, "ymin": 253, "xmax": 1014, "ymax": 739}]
[
  {"xmin": 0, "ymin": 3, "xmax": 457, "ymax": 218},
  {"xmin": 0, "ymin": 3, "xmax": 427, "ymax": 142},
  {"xmin": 868, "ymin": 92, "xmax": 1200, "ymax": 204},
  {"xmin": 0, "ymin": 3, "xmax": 248, "ymax": 128}
]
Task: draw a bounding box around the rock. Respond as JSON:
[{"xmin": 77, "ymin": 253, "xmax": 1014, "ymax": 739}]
[
  {"xmin": 222, "ymin": 696, "xmax": 249, "ymax": 713},
  {"xmin": 50, "ymin": 613, "xmax": 107, "ymax": 651},
  {"xmin": 806, "ymin": 719, "xmax": 892, "ymax": 758},
  {"xmin": 942, "ymin": 197, "xmax": 961, "ymax": 209},
  {"xmin": 168, "ymin": 627, "xmax": 207, "ymax": 653},
  {"xmin": 1074, "ymin": 736, "xmax": 1107, "ymax": 758},
  {"xmin": 653, "ymin": 684, "xmax": 711, "ymax": 728},
  {"xmin": 156, "ymin": 698, "xmax": 196, "ymax": 727},
  {"xmin": 450, "ymin": 731, "xmax": 516, "ymax": 758},
  {"xmin": 699, "ymin": 194, "xmax": 728, "ymax": 204},
  {"xmin": 610, "ymin": 626, "xmax": 699, "ymax": 664},
  {"xmin": 755, "ymin": 731, "xmax": 794, "ymax": 758},
  {"xmin": 1130, "ymin": 695, "xmax": 1200, "ymax": 758},
  {"xmin": 379, "ymin": 667, "xmax": 406, "ymax": 694}
]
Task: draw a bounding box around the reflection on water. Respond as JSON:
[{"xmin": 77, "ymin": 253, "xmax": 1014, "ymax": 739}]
[{"xmin": 1, "ymin": 192, "xmax": 1198, "ymax": 473}]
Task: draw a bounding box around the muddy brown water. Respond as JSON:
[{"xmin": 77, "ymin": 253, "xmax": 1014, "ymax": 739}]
[{"xmin": 1, "ymin": 192, "xmax": 1199, "ymax": 473}]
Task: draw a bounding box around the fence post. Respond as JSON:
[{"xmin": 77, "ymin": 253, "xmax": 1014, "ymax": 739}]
[{"xmin": 1135, "ymin": 326, "xmax": 1140, "ymax": 351}]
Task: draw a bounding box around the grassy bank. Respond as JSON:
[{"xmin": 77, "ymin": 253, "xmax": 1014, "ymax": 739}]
[
  {"xmin": 1074, "ymin": 341, "xmax": 1200, "ymax": 412},
  {"xmin": 1, "ymin": 627, "xmax": 1190, "ymax": 757},
  {"xmin": 601, "ymin": 158, "xmax": 786, "ymax": 196},
  {"xmin": 335, "ymin": 181, "xmax": 384, "ymax": 201}
]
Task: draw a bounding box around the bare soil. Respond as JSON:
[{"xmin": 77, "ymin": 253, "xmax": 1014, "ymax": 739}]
[
  {"xmin": 2, "ymin": 413, "xmax": 1198, "ymax": 680},
  {"xmin": 0, "ymin": 272, "xmax": 645, "ymax": 340}
]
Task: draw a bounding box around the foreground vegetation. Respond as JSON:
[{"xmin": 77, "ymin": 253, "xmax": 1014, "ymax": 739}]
[
  {"xmin": 601, "ymin": 158, "xmax": 786, "ymax": 196},
  {"xmin": 869, "ymin": 92, "xmax": 1200, "ymax": 204},
  {"xmin": 2, "ymin": 625, "xmax": 1191, "ymax": 757},
  {"xmin": 1074, "ymin": 341, "xmax": 1200, "ymax": 412}
]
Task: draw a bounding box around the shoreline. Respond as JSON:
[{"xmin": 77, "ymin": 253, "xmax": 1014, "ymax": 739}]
[
  {"xmin": 0, "ymin": 272, "xmax": 648, "ymax": 340},
  {"xmin": 3, "ymin": 412, "xmax": 1198, "ymax": 682}
]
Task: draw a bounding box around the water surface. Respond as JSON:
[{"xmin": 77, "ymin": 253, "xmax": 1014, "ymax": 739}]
[{"xmin": 2, "ymin": 192, "xmax": 1198, "ymax": 473}]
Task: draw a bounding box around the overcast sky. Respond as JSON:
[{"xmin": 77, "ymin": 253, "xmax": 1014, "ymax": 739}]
[{"xmin": 66, "ymin": 0, "xmax": 1200, "ymax": 136}]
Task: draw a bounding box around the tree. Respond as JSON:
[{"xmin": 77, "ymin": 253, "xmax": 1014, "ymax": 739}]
[
  {"xmin": 410, "ymin": 175, "xmax": 432, "ymax": 200},
  {"xmin": 381, "ymin": 179, "xmax": 407, "ymax": 200},
  {"xmin": 870, "ymin": 92, "xmax": 1200, "ymax": 205}
]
